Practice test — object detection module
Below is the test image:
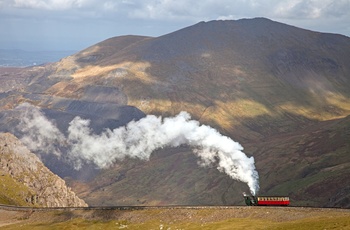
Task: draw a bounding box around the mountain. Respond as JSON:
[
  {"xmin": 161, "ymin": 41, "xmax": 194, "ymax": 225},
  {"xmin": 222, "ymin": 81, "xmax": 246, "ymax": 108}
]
[
  {"xmin": 0, "ymin": 133, "xmax": 87, "ymax": 207},
  {"xmin": 0, "ymin": 18, "xmax": 349, "ymax": 207}
]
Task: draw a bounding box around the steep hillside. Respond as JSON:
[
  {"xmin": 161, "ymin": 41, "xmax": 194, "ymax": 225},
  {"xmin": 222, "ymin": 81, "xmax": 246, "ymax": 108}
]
[
  {"xmin": 0, "ymin": 18, "xmax": 349, "ymax": 207},
  {"xmin": 0, "ymin": 133, "xmax": 87, "ymax": 207},
  {"xmin": 68, "ymin": 115, "xmax": 350, "ymax": 208},
  {"xmin": 250, "ymin": 115, "xmax": 350, "ymax": 207},
  {"xmin": 30, "ymin": 18, "xmax": 350, "ymax": 140}
]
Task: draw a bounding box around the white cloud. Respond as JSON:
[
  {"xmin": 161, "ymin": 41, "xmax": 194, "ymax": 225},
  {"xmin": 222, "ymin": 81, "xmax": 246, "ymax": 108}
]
[
  {"xmin": 4, "ymin": 0, "xmax": 349, "ymax": 21},
  {"xmin": 121, "ymin": 0, "xmax": 350, "ymax": 24},
  {"xmin": 15, "ymin": 0, "xmax": 63, "ymax": 10},
  {"xmin": 102, "ymin": 1, "xmax": 118, "ymax": 11},
  {"xmin": 217, "ymin": 15, "xmax": 236, "ymax": 20},
  {"xmin": 1, "ymin": 0, "xmax": 349, "ymax": 50},
  {"xmin": 273, "ymin": 0, "xmax": 350, "ymax": 19},
  {"xmin": 11, "ymin": 0, "xmax": 93, "ymax": 10},
  {"xmin": 324, "ymin": 0, "xmax": 350, "ymax": 17},
  {"xmin": 127, "ymin": 0, "xmax": 202, "ymax": 21}
]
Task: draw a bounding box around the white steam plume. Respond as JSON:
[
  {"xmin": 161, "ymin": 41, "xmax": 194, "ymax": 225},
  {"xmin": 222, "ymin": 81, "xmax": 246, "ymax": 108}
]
[
  {"xmin": 16, "ymin": 103, "xmax": 65, "ymax": 157},
  {"xmin": 16, "ymin": 103, "xmax": 259, "ymax": 195}
]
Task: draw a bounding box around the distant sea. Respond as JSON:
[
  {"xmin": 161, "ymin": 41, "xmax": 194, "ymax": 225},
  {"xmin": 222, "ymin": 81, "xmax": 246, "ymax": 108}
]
[{"xmin": 0, "ymin": 49, "xmax": 77, "ymax": 67}]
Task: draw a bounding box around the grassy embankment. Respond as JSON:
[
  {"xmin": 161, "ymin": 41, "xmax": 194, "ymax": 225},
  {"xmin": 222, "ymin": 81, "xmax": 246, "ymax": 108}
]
[{"xmin": 1, "ymin": 207, "xmax": 349, "ymax": 229}]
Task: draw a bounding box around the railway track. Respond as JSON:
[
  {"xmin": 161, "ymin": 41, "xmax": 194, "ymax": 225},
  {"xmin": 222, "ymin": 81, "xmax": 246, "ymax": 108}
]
[
  {"xmin": 0, "ymin": 204, "xmax": 348, "ymax": 212},
  {"xmin": 0, "ymin": 204, "xmax": 247, "ymax": 211},
  {"xmin": 1, "ymin": 204, "xmax": 349, "ymax": 229}
]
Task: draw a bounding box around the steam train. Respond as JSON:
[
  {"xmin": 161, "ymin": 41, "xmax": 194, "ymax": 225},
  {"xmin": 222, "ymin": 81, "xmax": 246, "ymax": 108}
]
[{"xmin": 243, "ymin": 193, "xmax": 290, "ymax": 206}]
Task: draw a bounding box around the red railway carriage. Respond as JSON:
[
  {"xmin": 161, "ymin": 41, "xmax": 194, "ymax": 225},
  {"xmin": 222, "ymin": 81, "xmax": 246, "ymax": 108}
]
[
  {"xmin": 243, "ymin": 194, "xmax": 290, "ymax": 206},
  {"xmin": 256, "ymin": 196, "xmax": 290, "ymax": 206}
]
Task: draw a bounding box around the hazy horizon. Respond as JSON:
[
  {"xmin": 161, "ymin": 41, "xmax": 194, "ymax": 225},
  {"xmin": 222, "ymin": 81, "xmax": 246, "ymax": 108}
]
[{"xmin": 1, "ymin": 0, "xmax": 349, "ymax": 51}]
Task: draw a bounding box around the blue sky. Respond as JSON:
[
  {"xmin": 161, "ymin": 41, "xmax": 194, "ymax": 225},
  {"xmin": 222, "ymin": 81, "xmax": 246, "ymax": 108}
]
[{"xmin": 1, "ymin": 0, "xmax": 349, "ymax": 51}]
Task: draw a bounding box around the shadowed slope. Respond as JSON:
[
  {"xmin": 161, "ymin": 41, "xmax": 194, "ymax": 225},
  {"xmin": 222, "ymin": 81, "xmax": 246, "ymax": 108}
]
[
  {"xmin": 0, "ymin": 18, "xmax": 349, "ymax": 207},
  {"xmin": 46, "ymin": 18, "xmax": 350, "ymax": 139}
]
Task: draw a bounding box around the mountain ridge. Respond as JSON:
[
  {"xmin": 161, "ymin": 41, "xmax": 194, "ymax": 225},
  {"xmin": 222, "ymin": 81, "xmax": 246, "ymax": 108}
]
[{"xmin": 0, "ymin": 17, "xmax": 349, "ymax": 207}]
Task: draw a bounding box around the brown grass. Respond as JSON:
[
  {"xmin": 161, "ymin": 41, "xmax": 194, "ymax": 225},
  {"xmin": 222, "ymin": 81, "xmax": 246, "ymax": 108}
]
[{"xmin": 0, "ymin": 207, "xmax": 349, "ymax": 230}]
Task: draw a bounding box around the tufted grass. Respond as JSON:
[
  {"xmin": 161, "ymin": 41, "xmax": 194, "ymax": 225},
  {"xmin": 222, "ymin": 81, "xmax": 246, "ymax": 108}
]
[{"xmin": 1, "ymin": 207, "xmax": 350, "ymax": 230}]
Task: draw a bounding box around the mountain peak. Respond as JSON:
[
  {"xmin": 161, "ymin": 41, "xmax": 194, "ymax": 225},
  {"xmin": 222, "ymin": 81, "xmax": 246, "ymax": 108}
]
[{"xmin": 0, "ymin": 18, "xmax": 350, "ymax": 207}]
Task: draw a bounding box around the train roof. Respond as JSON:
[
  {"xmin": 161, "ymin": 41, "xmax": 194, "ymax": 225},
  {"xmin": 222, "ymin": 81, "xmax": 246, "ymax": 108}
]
[
  {"xmin": 256, "ymin": 196, "xmax": 289, "ymax": 197},
  {"xmin": 256, "ymin": 196, "xmax": 289, "ymax": 198}
]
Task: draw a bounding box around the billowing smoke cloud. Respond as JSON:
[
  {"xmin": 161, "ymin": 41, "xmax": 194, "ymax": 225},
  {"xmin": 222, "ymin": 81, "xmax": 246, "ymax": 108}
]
[
  {"xmin": 16, "ymin": 103, "xmax": 259, "ymax": 195},
  {"xmin": 16, "ymin": 103, "xmax": 65, "ymax": 157}
]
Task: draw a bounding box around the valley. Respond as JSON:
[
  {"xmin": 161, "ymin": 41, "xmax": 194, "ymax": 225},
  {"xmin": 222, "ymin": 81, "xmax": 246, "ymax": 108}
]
[{"xmin": 0, "ymin": 18, "xmax": 349, "ymax": 209}]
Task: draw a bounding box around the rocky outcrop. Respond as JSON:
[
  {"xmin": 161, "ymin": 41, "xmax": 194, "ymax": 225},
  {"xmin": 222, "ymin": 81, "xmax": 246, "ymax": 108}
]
[{"xmin": 0, "ymin": 133, "xmax": 87, "ymax": 207}]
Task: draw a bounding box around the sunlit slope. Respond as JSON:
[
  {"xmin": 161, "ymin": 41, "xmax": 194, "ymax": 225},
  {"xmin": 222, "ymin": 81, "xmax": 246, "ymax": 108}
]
[
  {"xmin": 45, "ymin": 18, "xmax": 350, "ymax": 140},
  {"xmin": 1, "ymin": 18, "xmax": 350, "ymax": 207},
  {"xmin": 38, "ymin": 18, "xmax": 350, "ymax": 207}
]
